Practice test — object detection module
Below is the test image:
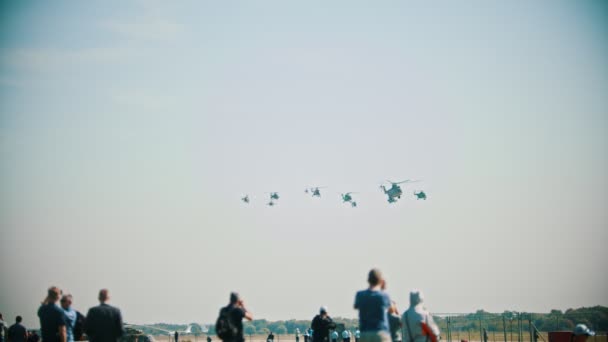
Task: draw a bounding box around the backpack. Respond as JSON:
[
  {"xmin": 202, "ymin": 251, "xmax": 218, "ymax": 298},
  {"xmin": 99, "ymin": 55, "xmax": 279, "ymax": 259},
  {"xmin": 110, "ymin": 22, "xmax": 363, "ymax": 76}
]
[{"xmin": 216, "ymin": 307, "xmax": 238, "ymax": 340}]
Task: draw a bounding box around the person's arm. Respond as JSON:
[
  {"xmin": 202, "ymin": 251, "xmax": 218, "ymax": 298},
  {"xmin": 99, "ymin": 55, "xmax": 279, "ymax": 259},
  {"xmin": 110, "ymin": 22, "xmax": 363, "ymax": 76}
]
[
  {"xmin": 58, "ymin": 326, "xmax": 67, "ymax": 342},
  {"xmin": 238, "ymin": 301, "xmax": 253, "ymax": 321},
  {"xmin": 353, "ymin": 292, "xmax": 359, "ymax": 310},
  {"xmin": 243, "ymin": 308, "xmax": 253, "ymax": 321}
]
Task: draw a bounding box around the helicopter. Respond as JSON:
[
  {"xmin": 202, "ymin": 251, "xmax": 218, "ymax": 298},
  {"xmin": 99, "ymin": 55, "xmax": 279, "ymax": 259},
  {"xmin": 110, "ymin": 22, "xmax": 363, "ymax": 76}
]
[
  {"xmin": 341, "ymin": 192, "xmax": 358, "ymax": 207},
  {"xmin": 267, "ymin": 200, "xmax": 276, "ymax": 207},
  {"xmin": 380, "ymin": 180, "xmax": 419, "ymax": 203},
  {"xmin": 268, "ymin": 192, "xmax": 280, "ymax": 200},
  {"xmin": 241, "ymin": 195, "xmax": 250, "ymax": 204},
  {"xmin": 305, "ymin": 186, "xmax": 326, "ymax": 197},
  {"xmin": 414, "ymin": 191, "xmax": 427, "ymax": 200}
]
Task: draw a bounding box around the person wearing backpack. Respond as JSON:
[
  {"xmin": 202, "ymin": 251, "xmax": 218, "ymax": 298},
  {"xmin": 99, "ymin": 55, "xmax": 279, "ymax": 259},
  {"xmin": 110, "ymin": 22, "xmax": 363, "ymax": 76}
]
[{"xmin": 216, "ymin": 292, "xmax": 253, "ymax": 342}]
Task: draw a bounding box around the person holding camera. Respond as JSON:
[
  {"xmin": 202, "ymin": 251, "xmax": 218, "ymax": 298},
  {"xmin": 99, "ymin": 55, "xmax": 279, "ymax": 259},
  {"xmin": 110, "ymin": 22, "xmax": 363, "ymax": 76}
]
[
  {"xmin": 354, "ymin": 269, "xmax": 391, "ymax": 342},
  {"xmin": 311, "ymin": 307, "xmax": 336, "ymax": 342}
]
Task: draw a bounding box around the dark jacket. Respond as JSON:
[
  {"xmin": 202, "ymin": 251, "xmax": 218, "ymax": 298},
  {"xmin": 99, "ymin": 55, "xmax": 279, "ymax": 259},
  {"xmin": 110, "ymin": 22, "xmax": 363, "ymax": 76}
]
[
  {"xmin": 85, "ymin": 304, "xmax": 125, "ymax": 342},
  {"xmin": 311, "ymin": 315, "xmax": 336, "ymax": 342},
  {"xmin": 8, "ymin": 323, "xmax": 28, "ymax": 342}
]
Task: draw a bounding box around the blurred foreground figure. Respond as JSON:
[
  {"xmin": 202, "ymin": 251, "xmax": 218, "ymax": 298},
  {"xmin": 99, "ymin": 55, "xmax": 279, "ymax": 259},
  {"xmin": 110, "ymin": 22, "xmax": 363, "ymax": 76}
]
[
  {"xmin": 38, "ymin": 286, "xmax": 67, "ymax": 342},
  {"xmin": 311, "ymin": 306, "xmax": 336, "ymax": 342},
  {"xmin": 354, "ymin": 269, "xmax": 391, "ymax": 342},
  {"xmin": 216, "ymin": 292, "xmax": 253, "ymax": 342},
  {"xmin": 85, "ymin": 289, "xmax": 124, "ymax": 342},
  {"xmin": 401, "ymin": 290, "xmax": 439, "ymax": 342},
  {"xmin": 7, "ymin": 316, "xmax": 27, "ymax": 342}
]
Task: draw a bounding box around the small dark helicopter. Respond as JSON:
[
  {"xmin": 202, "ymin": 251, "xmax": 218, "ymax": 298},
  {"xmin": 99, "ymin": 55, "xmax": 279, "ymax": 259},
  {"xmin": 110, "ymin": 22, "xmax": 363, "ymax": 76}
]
[
  {"xmin": 268, "ymin": 192, "xmax": 280, "ymax": 200},
  {"xmin": 380, "ymin": 180, "xmax": 419, "ymax": 203},
  {"xmin": 341, "ymin": 192, "xmax": 358, "ymax": 207},
  {"xmin": 241, "ymin": 195, "xmax": 250, "ymax": 204},
  {"xmin": 414, "ymin": 191, "xmax": 427, "ymax": 200},
  {"xmin": 267, "ymin": 200, "xmax": 276, "ymax": 207},
  {"xmin": 305, "ymin": 187, "xmax": 326, "ymax": 197}
]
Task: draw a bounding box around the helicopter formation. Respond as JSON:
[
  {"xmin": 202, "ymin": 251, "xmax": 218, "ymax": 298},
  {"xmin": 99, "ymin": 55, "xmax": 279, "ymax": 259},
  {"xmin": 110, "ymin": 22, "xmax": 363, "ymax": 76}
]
[{"xmin": 241, "ymin": 180, "xmax": 427, "ymax": 207}]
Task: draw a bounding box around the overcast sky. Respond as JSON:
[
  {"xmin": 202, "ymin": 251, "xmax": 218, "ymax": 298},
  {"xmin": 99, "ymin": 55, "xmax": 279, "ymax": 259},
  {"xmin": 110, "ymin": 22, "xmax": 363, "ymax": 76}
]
[{"xmin": 1, "ymin": 0, "xmax": 607, "ymax": 328}]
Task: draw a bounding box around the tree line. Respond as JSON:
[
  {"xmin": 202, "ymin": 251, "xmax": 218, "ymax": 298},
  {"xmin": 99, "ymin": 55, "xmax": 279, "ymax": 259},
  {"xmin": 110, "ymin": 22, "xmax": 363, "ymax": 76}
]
[{"xmin": 143, "ymin": 306, "xmax": 607, "ymax": 336}]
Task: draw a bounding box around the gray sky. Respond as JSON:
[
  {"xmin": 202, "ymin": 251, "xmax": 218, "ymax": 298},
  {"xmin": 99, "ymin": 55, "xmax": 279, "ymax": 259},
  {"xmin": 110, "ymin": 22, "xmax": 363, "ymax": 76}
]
[{"xmin": 1, "ymin": 0, "xmax": 607, "ymax": 328}]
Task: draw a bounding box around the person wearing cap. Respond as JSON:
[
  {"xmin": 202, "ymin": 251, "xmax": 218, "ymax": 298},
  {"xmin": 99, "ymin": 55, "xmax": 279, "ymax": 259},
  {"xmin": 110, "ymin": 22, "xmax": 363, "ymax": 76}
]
[
  {"xmin": 572, "ymin": 324, "xmax": 595, "ymax": 342},
  {"xmin": 354, "ymin": 269, "xmax": 392, "ymax": 342},
  {"xmin": 311, "ymin": 307, "xmax": 336, "ymax": 342},
  {"xmin": 401, "ymin": 290, "xmax": 439, "ymax": 342}
]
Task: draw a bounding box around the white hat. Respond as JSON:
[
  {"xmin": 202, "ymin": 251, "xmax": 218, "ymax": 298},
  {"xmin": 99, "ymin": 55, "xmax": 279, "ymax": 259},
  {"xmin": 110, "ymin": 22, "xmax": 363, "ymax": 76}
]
[
  {"xmin": 320, "ymin": 306, "xmax": 328, "ymax": 313},
  {"xmin": 573, "ymin": 324, "xmax": 595, "ymax": 336}
]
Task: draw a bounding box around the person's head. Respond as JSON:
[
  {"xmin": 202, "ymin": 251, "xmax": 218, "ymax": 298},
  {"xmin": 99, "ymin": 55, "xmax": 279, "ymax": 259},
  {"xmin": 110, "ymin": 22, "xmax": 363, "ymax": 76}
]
[
  {"xmin": 98, "ymin": 289, "xmax": 110, "ymax": 303},
  {"xmin": 43, "ymin": 286, "xmax": 62, "ymax": 304},
  {"xmin": 61, "ymin": 294, "xmax": 73, "ymax": 309},
  {"xmin": 572, "ymin": 324, "xmax": 595, "ymax": 342},
  {"xmin": 0, "ymin": 313, "xmax": 3, "ymax": 320},
  {"xmin": 409, "ymin": 290, "xmax": 424, "ymax": 306},
  {"xmin": 16, "ymin": 316, "xmax": 22, "ymax": 323},
  {"xmin": 230, "ymin": 292, "xmax": 241, "ymax": 305},
  {"xmin": 367, "ymin": 268, "xmax": 385, "ymax": 288},
  {"xmin": 319, "ymin": 306, "xmax": 328, "ymax": 316}
]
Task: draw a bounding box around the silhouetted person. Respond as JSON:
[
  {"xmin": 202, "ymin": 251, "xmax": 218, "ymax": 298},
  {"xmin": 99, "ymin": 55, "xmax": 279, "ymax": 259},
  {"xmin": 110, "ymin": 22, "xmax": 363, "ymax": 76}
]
[
  {"xmin": 354, "ymin": 269, "xmax": 391, "ymax": 342},
  {"xmin": 483, "ymin": 329, "xmax": 488, "ymax": 342},
  {"xmin": 311, "ymin": 307, "xmax": 336, "ymax": 342},
  {"xmin": 207, "ymin": 336, "xmax": 212, "ymax": 342},
  {"xmin": 7, "ymin": 316, "xmax": 27, "ymax": 342},
  {"xmin": 85, "ymin": 289, "xmax": 124, "ymax": 342},
  {"xmin": 267, "ymin": 332, "xmax": 275, "ymax": 342},
  {"xmin": 218, "ymin": 292, "xmax": 253, "ymax": 342},
  {"xmin": 38, "ymin": 286, "xmax": 67, "ymax": 342}
]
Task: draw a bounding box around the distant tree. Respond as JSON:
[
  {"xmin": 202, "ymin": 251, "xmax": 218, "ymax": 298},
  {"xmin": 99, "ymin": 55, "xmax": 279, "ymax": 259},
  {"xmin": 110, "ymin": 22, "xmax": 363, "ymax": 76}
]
[{"xmin": 275, "ymin": 325, "xmax": 288, "ymax": 334}]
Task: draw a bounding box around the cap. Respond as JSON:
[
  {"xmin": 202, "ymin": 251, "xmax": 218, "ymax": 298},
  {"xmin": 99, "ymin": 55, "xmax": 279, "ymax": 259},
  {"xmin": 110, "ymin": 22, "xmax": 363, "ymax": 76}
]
[
  {"xmin": 573, "ymin": 324, "xmax": 595, "ymax": 336},
  {"xmin": 320, "ymin": 306, "xmax": 328, "ymax": 314}
]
